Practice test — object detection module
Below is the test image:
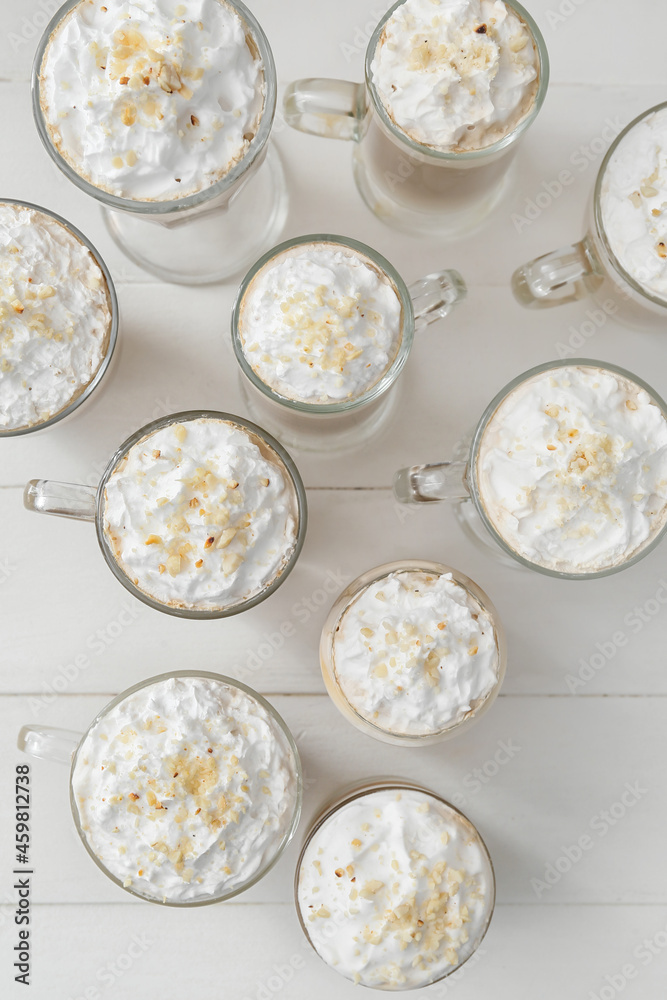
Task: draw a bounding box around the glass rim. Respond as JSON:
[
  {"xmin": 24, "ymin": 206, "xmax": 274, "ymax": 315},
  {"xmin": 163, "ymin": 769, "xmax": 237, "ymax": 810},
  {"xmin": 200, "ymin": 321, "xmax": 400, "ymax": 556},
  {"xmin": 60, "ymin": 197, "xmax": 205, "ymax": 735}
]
[
  {"xmin": 320, "ymin": 558, "xmax": 507, "ymax": 744},
  {"xmin": 593, "ymin": 100, "xmax": 667, "ymax": 310},
  {"xmin": 364, "ymin": 0, "xmax": 550, "ymax": 162},
  {"xmin": 468, "ymin": 357, "xmax": 667, "ymax": 580},
  {"xmin": 32, "ymin": 0, "xmax": 277, "ymax": 216},
  {"xmin": 69, "ymin": 669, "xmax": 303, "ymax": 907},
  {"xmin": 231, "ymin": 233, "xmax": 415, "ymax": 415},
  {"xmin": 94, "ymin": 409, "xmax": 308, "ymax": 619},
  {"xmin": 293, "ymin": 777, "xmax": 496, "ymax": 991},
  {"xmin": 0, "ymin": 197, "xmax": 118, "ymax": 438}
]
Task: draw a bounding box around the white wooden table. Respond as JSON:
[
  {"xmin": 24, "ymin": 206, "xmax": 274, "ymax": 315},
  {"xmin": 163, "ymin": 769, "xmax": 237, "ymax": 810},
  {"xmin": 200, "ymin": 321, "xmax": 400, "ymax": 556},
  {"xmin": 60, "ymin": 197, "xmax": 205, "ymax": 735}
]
[{"xmin": 2, "ymin": 1, "xmax": 667, "ymax": 996}]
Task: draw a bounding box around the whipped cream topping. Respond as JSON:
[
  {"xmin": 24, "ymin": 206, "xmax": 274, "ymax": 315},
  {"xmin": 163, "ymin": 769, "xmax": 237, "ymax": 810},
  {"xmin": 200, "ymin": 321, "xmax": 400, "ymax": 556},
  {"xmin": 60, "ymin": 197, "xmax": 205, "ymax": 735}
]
[
  {"xmin": 72, "ymin": 675, "xmax": 299, "ymax": 903},
  {"xmin": 239, "ymin": 243, "xmax": 403, "ymax": 404},
  {"xmin": 297, "ymin": 786, "xmax": 493, "ymax": 989},
  {"xmin": 40, "ymin": 0, "xmax": 265, "ymax": 201},
  {"xmin": 332, "ymin": 570, "xmax": 499, "ymax": 736},
  {"xmin": 0, "ymin": 203, "xmax": 111, "ymax": 432},
  {"xmin": 600, "ymin": 107, "xmax": 667, "ymax": 301},
  {"xmin": 477, "ymin": 365, "xmax": 667, "ymax": 573},
  {"xmin": 371, "ymin": 0, "xmax": 539, "ymax": 152},
  {"xmin": 103, "ymin": 416, "xmax": 298, "ymax": 610}
]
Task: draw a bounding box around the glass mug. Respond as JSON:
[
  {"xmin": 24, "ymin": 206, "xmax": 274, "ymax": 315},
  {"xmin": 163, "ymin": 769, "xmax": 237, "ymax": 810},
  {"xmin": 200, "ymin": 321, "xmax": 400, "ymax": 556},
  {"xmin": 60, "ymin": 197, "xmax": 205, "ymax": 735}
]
[
  {"xmin": 393, "ymin": 358, "xmax": 667, "ymax": 580},
  {"xmin": 32, "ymin": 0, "xmax": 287, "ymax": 284},
  {"xmin": 231, "ymin": 234, "xmax": 466, "ymax": 451},
  {"xmin": 0, "ymin": 199, "xmax": 119, "ymax": 438},
  {"xmin": 283, "ymin": 1, "xmax": 549, "ymax": 238},
  {"xmin": 294, "ymin": 778, "xmax": 495, "ymax": 991},
  {"xmin": 319, "ymin": 559, "xmax": 507, "ymax": 746},
  {"xmin": 512, "ymin": 102, "xmax": 667, "ymax": 330},
  {"xmin": 23, "ymin": 409, "xmax": 307, "ymax": 617},
  {"xmin": 18, "ymin": 671, "xmax": 303, "ymax": 906}
]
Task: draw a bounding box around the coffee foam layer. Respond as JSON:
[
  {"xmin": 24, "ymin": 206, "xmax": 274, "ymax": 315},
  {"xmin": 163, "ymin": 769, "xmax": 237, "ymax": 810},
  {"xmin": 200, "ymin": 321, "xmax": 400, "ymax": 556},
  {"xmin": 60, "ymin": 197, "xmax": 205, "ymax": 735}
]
[
  {"xmin": 371, "ymin": 0, "xmax": 539, "ymax": 152},
  {"xmin": 600, "ymin": 106, "xmax": 667, "ymax": 301},
  {"xmin": 103, "ymin": 416, "xmax": 297, "ymax": 609},
  {"xmin": 40, "ymin": 0, "xmax": 265, "ymax": 201},
  {"xmin": 0, "ymin": 203, "xmax": 111, "ymax": 431},
  {"xmin": 477, "ymin": 365, "xmax": 667, "ymax": 573},
  {"xmin": 297, "ymin": 787, "xmax": 492, "ymax": 989},
  {"xmin": 332, "ymin": 570, "xmax": 499, "ymax": 736},
  {"xmin": 239, "ymin": 243, "xmax": 403, "ymax": 404},
  {"xmin": 72, "ymin": 675, "xmax": 298, "ymax": 902}
]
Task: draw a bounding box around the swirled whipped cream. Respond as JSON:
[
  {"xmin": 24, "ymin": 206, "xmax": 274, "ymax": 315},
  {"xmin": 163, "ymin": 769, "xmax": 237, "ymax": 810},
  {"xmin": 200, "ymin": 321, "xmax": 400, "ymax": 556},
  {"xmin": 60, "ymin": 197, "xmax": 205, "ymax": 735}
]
[
  {"xmin": 238, "ymin": 243, "xmax": 403, "ymax": 404},
  {"xmin": 600, "ymin": 107, "xmax": 667, "ymax": 301},
  {"xmin": 0, "ymin": 203, "xmax": 112, "ymax": 432},
  {"xmin": 72, "ymin": 675, "xmax": 299, "ymax": 902},
  {"xmin": 371, "ymin": 0, "xmax": 539, "ymax": 152},
  {"xmin": 477, "ymin": 365, "xmax": 667, "ymax": 573},
  {"xmin": 40, "ymin": 0, "xmax": 265, "ymax": 201},
  {"xmin": 297, "ymin": 786, "xmax": 493, "ymax": 989},
  {"xmin": 331, "ymin": 569, "xmax": 499, "ymax": 736},
  {"xmin": 103, "ymin": 416, "xmax": 298, "ymax": 609}
]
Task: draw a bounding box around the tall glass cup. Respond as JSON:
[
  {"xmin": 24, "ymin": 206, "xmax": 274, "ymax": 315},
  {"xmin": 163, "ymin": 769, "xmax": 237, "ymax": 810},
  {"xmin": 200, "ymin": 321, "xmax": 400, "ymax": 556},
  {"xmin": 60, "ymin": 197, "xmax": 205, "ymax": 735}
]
[
  {"xmin": 232, "ymin": 234, "xmax": 466, "ymax": 451},
  {"xmin": 32, "ymin": 0, "xmax": 287, "ymax": 284},
  {"xmin": 393, "ymin": 358, "xmax": 667, "ymax": 580},
  {"xmin": 283, "ymin": 1, "xmax": 549, "ymax": 238},
  {"xmin": 18, "ymin": 671, "xmax": 302, "ymax": 906},
  {"xmin": 512, "ymin": 102, "xmax": 667, "ymax": 330}
]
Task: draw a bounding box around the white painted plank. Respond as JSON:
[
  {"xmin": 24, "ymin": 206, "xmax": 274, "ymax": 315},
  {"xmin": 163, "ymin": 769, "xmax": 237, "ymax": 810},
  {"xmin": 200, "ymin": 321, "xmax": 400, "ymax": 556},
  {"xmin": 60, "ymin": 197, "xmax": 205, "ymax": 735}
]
[
  {"xmin": 2, "ymin": 487, "xmax": 667, "ymax": 697},
  {"xmin": 3, "ymin": 903, "xmax": 667, "ymax": 1000},
  {"xmin": 2, "ymin": 693, "xmax": 665, "ymax": 906}
]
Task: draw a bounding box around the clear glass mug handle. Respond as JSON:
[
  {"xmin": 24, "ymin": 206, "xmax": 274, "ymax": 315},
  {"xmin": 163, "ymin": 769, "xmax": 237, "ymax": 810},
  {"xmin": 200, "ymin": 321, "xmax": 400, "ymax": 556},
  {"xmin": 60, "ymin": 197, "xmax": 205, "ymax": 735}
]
[
  {"xmin": 511, "ymin": 235, "xmax": 604, "ymax": 308},
  {"xmin": 24, "ymin": 480, "xmax": 97, "ymax": 521},
  {"xmin": 18, "ymin": 725, "xmax": 81, "ymax": 764},
  {"xmin": 409, "ymin": 271, "xmax": 467, "ymax": 329},
  {"xmin": 283, "ymin": 78, "xmax": 367, "ymax": 141},
  {"xmin": 394, "ymin": 462, "xmax": 470, "ymax": 504}
]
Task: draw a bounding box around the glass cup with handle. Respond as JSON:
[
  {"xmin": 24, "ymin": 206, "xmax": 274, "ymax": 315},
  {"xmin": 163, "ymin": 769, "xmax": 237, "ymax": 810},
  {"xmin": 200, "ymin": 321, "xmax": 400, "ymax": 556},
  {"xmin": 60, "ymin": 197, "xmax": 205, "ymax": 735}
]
[
  {"xmin": 512, "ymin": 102, "xmax": 667, "ymax": 330},
  {"xmin": 231, "ymin": 233, "xmax": 467, "ymax": 451},
  {"xmin": 17, "ymin": 670, "xmax": 303, "ymax": 906},
  {"xmin": 23, "ymin": 409, "xmax": 307, "ymax": 617},
  {"xmin": 283, "ymin": 1, "xmax": 549, "ymax": 238},
  {"xmin": 32, "ymin": 0, "xmax": 287, "ymax": 285},
  {"xmin": 393, "ymin": 358, "xmax": 667, "ymax": 579}
]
